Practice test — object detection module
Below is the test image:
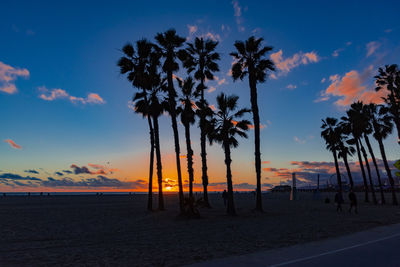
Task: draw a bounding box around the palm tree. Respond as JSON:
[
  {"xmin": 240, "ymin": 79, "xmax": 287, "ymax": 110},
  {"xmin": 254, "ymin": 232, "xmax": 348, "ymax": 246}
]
[
  {"xmin": 341, "ymin": 102, "xmax": 370, "ymax": 202},
  {"xmin": 177, "ymin": 77, "xmax": 198, "ymax": 199},
  {"xmin": 364, "ymin": 103, "xmax": 386, "ymax": 204},
  {"xmin": 230, "ymin": 36, "xmax": 275, "ymax": 212},
  {"xmin": 336, "ymin": 125, "xmax": 355, "ymax": 189},
  {"xmin": 370, "ymin": 104, "xmax": 398, "ymax": 205},
  {"xmin": 208, "ymin": 93, "xmax": 251, "ymax": 215},
  {"xmin": 321, "ymin": 117, "xmax": 343, "ymax": 192},
  {"xmin": 178, "ymin": 37, "xmax": 220, "ymax": 207},
  {"xmin": 155, "ymin": 29, "xmax": 186, "ymax": 213},
  {"xmin": 359, "ymin": 138, "xmax": 378, "ymax": 204},
  {"xmin": 133, "ymin": 74, "xmax": 169, "ymax": 210},
  {"xmin": 117, "ymin": 39, "xmax": 158, "ymax": 211},
  {"xmin": 375, "ymin": 64, "xmax": 400, "ymax": 145}
]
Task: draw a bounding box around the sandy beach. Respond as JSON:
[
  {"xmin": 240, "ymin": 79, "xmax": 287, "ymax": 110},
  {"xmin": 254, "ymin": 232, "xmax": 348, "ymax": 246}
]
[{"xmin": 0, "ymin": 192, "xmax": 399, "ymax": 266}]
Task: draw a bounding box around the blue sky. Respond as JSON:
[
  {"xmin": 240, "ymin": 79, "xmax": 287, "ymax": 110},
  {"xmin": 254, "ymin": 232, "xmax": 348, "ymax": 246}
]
[{"xmin": 1, "ymin": 0, "xmax": 400, "ymax": 191}]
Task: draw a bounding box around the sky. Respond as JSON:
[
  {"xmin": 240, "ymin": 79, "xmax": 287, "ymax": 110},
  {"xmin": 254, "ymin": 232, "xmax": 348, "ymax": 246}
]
[{"xmin": 1, "ymin": 0, "xmax": 400, "ymax": 192}]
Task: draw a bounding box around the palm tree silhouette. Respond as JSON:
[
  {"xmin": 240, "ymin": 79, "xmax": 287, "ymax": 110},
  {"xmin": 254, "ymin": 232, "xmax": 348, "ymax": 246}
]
[
  {"xmin": 208, "ymin": 93, "xmax": 251, "ymax": 215},
  {"xmin": 179, "ymin": 37, "xmax": 220, "ymax": 207},
  {"xmin": 230, "ymin": 36, "xmax": 275, "ymax": 212},
  {"xmin": 177, "ymin": 77, "xmax": 198, "ymax": 199},
  {"xmin": 117, "ymin": 39, "xmax": 158, "ymax": 211},
  {"xmin": 341, "ymin": 103, "xmax": 371, "ymax": 202},
  {"xmin": 363, "ymin": 103, "xmax": 386, "ymax": 204},
  {"xmin": 155, "ymin": 29, "xmax": 186, "ymax": 213},
  {"xmin": 133, "ymin": 75, "xmax": 169, "ymax": 210},
  {"xmin": 336, "ymin": 124, "xmax": 355, "ymax": 189},
  {"xmin": 321, "ymin": 117, "xmax": 342, "ymax": 192},
  {"xmin": 370, "ymin": 104, "xmax": 398, "ymax": 205},
  {"xmin": 375, "ymin": 64, "xmax": 400, "ymax": 145}
]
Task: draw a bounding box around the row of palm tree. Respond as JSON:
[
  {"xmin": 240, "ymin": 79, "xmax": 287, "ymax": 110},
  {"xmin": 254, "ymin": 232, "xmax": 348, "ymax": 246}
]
[
  {"xmin": 118, "ymin": 29, "xmax": 275, "ymax": 215},
  {"xmin": 321, "ymin": 65, "xmax": 400, "ymax": 206}
]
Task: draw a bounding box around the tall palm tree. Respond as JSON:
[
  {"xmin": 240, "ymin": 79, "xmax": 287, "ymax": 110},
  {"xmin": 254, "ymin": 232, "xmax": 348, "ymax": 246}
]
[
  {"xmin": 155, "ymin": 29, "xmax": 186, "ymax": 213},
  {"xmin": 341, "ymin": 102, "xmax": 370, "ymax": 202},
  {"xmin": 117, "ymin": 39, "xmax": 158, "ymax": 211},
  {"xmin": 370, "ymin": 104, "xmax": 398, "ymax": 205},
  {"xmin": 208, "ymin": 93, "xmax": 251, "ymax": 215},
  {"xmin": 177, "ymin": 77, "xmax": 198, "ymax": 199},
  {"xmin": 359, "ymin": 138, "xmax": 378, "ymax": 204},
  {"xmin": 364, "ymin": 103, "xmax": 386, "ymax": 204},
  {"xmin": 336, "ymin": 125, "xmax": 355, "ymax": 189},
  {"xmin": 178, "ymin": 37, "xmax": 220, "ymax": 207},
  {"xmin": 133, "ymin": 75, "xmax": 169, "ymax": 210},
  {"xmin": 321, "ymin": 117, "xmax": 343, "ymax": 192},
  {"xmin": 375, "ymin": 64, "xmax": 400, "ymax": 145},
  {"xmin": 230, "ymin": 36, "xmax": 275, "ymax": 212}
]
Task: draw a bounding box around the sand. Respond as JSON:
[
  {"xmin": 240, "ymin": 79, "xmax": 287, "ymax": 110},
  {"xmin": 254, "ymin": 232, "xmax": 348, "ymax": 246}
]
[{"xmin": 0, "ymin": 192, "xmax": 399, "ymax": 266}]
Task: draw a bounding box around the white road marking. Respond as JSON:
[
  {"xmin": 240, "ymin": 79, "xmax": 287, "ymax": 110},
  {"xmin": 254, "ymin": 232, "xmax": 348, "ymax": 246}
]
[{"xmin": 268, "ymin": 232, "xmax": 400, "ymax": 266}]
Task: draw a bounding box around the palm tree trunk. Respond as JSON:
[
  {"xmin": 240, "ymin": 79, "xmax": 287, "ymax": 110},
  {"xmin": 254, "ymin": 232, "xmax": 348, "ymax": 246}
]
[
  {"xmin": 249, "ymin": 74, "xmax": 263, "ymax": 212},
  {"xmin": 332, "ymin": 149, "xmax": 342, "ymax": 192},
  {"xmin": 342, "ymin": 154, "xmax": 354, "ymax": 189},
  {"xmin": 153, "ymin": 116, "xmax": 164, "ymax": 210},
  {"xmin": 364, "ymin": 134, "xmax": 385, "ymax": 204},
  {"xmin": 167, "ymin": 71, "xmax": 184, "ymax": 213},
  {"xmin": 224, "ymin": 142, "xmax": 236, "ymax": 215},
  {"xmin": 355, "ymin": 138, "xmax": 369, "ymax": 202},
  {"xmin": 199, "ymin": 80, "xmax": 210, "ymax": 207},
  {"xmin": 184, "ymin": 122, "xmax": 194, "ymax": 199},
  {"xmin": 143, "ymin": 90, "xmax": 154, "ymax": 212},
  {"xmin": 360, "ymin": 140, "xmax": 377, "ymax": 204},
  {"xmin": 377, "ymin": 137, "xmax": 398, "ymax": 205}
]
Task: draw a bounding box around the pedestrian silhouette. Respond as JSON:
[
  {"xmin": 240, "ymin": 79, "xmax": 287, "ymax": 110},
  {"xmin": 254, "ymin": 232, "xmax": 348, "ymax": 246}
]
[
  {"xmin": 348, "ymin": 189, "xmax": 358, "ymax": 214},
  {"xmin": 222, "ymin": 190, "xmax": 228, "ymax": 207},
  {"xmin": 334, "ymin": 191, "xmax": 344, "ymax": 212}
]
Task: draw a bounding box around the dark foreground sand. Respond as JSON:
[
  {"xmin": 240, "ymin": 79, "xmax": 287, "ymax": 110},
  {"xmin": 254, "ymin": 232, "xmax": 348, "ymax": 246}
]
[{"xmin": 0, "ymin": 192, "xmax": 399, "ymax": 266}]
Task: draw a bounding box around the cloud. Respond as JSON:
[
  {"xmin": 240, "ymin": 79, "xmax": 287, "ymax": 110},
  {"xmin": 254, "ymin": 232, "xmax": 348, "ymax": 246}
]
[
  {"xmin": 332, "ymin": 48, "xmax": 343, "ymax": 57},
  {"xmin": 270, "ymin": 50, "xmax": 319, "ymax": 77},
  {"xmin": 0, "ymin": 61, "xmax": 30, "ymax": 94},
  {"xmin": 366, "ymin": 41, "xmax": 380, "ymax": 57},
  {"xmin": 294, "ymin": 136, "xmax": 306, "ymax": 144},
  {"xmin": 70, "ymin": 164, "xmax": 118, "ymax": 175},
  {"xmin": 286, "ymin": 84, "xmax": 297, "ymax": 90},
  {"xmin": 38, "ymin": 86, "xmax": 105, "ymax": 105},
  {"xmin": 316, "ymin": 66, "xmax": 387, "ymax": 106},
  {"xmin": 187, "ymin": 25, "xmax": 198, "ymax": 35},
  {"xmin": 0, "ymin": 173, "xmax": 41, "ymax": 181},
  {"xmin": 232, "ymin": 0, "xmax": 245, "ymax": 32},
  {"xmin": 321, "ymin": 78, "xmax": 326, "ymax": 83},
  {"xmin": 55, "ymin": 172, "xmax": 64, "ymax": 176},
  {"xmin": 384, "ymin": 29, "xmax": 392, "ymax": 33},
  {"xmin": 207, "ymin": 86, "xmax": 216, "ymax": 93},
  {"xmin": 24, "ymin": 169, "xmax": 39, "ymax": 174},
  {"xmin": 262, "ymin": 161, "xmax": 270, "ymax": 164},
  {"xmin": 62, "ymin": 170, "xmax": 72, "ymax": 174},
  {"xmin": 4, "ymin": 139, "xmax": 22, "ymax": 149}
]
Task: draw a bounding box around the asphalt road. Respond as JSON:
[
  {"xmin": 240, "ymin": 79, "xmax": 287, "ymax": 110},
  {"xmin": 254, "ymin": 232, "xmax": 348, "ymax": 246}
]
[{"xmin": 189, "ymin": 223, "xmax": 400, "ymax": 267}]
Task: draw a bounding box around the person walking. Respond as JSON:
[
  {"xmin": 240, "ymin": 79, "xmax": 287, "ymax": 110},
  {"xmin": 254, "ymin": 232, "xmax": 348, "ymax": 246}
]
[
  {"xmin": 222, "ymin": 190, "xmax": 228, "ymax": 207},
  {"xmin": 335, "ymin": 191, "xmax": 344, "ymax": 212},
  {"xmin": 348, "ymin": 189, "xmax": 358, "ymax": 214}
]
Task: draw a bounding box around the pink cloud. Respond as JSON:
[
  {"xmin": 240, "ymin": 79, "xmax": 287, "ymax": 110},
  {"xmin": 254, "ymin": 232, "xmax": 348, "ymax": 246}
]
[
  {"xmin": 4, "ymin": 139, "xmax": 22, "ymax": 149},
  {"xmin": 318, "ymin": 66, "xmax": 387, "ymax": 106},
  {"xmin": 38, "ymin": 86, "xmax": 105, "ymax": 105},
  {"xmin": 270, "ymin": 50, "xmax": 320, "ymax": 76},
  {"xmin": 0, "ymin": 61, "xmax": 30, "ymax": 94}
]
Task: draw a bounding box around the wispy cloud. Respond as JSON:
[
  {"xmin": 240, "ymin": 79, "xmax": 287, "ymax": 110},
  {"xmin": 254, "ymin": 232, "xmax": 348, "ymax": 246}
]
[
  {"xmin": 286, "ymin": 84, "xmax": 297, "ymax": 90},
  {"xmin": 0, "ymin": 61, "xmax": 30, "ymax": 94},
  {"xmin": 38, "ymin": 86, "xmax": 105, "ymax": 105},
  {"xmin": 4, "ymin": 139, "xmax": 22, "ymax": 149},
  {"xmin": 366, "ymin": 41, "xmax": 380, "ymax": 57},
  {"xmin": 270, "ymin": 50, "xmax": 319, "ymax": 77},
  {"xmin": 232, "ymin": 0, "xmax": 245, "ymax": 32}
]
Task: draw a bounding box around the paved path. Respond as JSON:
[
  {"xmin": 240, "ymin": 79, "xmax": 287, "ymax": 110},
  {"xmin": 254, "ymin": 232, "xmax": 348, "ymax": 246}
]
[{"xmin": 189, "ymin": 223, "xmax": 400, "ymax": 267}]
